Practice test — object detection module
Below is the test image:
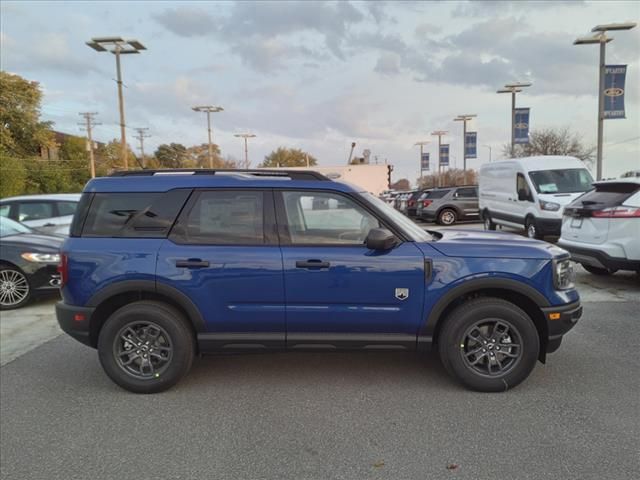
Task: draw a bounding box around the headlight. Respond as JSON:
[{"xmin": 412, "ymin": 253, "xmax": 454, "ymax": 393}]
[
  {"xmin": 553, "ymin": 257, "xmax": 575, "ymax": 290},
  {"xmin": 20, "ymin": 253, "xmax": 61, "ymax": 263},
  {"xmin": 540, "ymin": 200, "xmax": 561, "ymax": 211}
]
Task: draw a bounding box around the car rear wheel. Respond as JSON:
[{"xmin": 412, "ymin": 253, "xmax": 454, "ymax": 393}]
[
  {"xmin": 438, "ymin": 208, "xmax": 457, "ymax": 226},
  {"xmin": 98, "ymin": 301, "xmax": 195, "ymax": 394},
  {"xmin": 438, "ymin": 297, "xmax": 539, "ymax": 392},
  {"xmin": 0, "ymin": 266, "xmax": 31, "ymax": 310},
  {"xmin": 582, "ymin": 265, "xmax": 617, "ymax": 276}
]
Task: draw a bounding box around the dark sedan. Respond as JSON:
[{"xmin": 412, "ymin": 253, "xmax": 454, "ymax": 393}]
[{"xmin": 0, "ymin": 217, "xmax": 63, "ymax": 309}]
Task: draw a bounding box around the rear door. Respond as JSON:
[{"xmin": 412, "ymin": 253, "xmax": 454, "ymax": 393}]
[{"xmin": 157, "ymin": 189, "xmax": 285, "ymax": 348}]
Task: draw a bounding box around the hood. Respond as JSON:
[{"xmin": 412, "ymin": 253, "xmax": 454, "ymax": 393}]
[
  {"xmin": 424, "ymin": 229, "xmax": 566, "ymax": 260},
  {"xmin": 0, "ymin": 232, "xmax": 64, "ymax": 251},
  {"xmin": 537, "ymin": 192, "xmax": 584, "ymax": 206}
]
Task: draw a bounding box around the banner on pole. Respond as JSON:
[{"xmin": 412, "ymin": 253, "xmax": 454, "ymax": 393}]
[
  {"xmin": 421, "ymin": 152, "xmax": 430, "ymax": 171},
  {"xmin": 439, "ymin": 144, "xmax": 450, "ymax": 167},
  {"xmin": 604, "ymin": 64, "xmax": 627, "ymax": 119},
  {"xmin": 514, "ymin": 108, "xmax": 530, "ymax": 144},
  {"xmin": 465, "ymin": 132, "xmax": 477, "ymax": 159}
]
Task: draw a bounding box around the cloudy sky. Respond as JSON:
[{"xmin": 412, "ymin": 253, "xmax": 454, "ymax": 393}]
[{"xmin": 2, "ymin": 0, "xmax": 638, "ymax": 182}]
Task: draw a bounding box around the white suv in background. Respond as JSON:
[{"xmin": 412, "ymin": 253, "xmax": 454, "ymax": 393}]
[{"xmin": 558, "ymin": 178, "xmax": 640, "ymax": 275}]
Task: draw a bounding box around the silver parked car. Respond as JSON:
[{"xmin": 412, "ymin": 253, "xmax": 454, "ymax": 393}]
[{"xmin": 0, "ymin": 194, "xmax": 81, "ymax": 236}]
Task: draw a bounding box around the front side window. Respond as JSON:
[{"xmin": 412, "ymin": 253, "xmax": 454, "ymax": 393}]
[
  {"xmin": 281, "ymin": 191, "xmax": 379, "ymax": 245},
  {"xmin": 181, "ymin": 191, "xmax": 264, "ymax": 245},
  {"xmin": 455, "ymin": 187, "xmax": 478, "ymax": 198},
  {"xmin": 517, "ymin": 173, "xmax": 532, "ymax": 200},
  {"xmin": 17, "ymin": 202, "xmax": 54, "ymax": 222}
]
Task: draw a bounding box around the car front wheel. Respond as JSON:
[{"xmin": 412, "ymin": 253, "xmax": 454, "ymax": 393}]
[
  {"xmin": 98, "ymin": 301, "xmax": 195, "ymax": 394},
  {"xmin": 438, "ymin": 208, "xmax": 457, "ymax": 226},
  {"xmin": 0, "ymin": 266, "xmax": 31, "ymax": 310},
  {"xmin": 438, "ymin": 297, "xmax": 540, "ymax": 392}
]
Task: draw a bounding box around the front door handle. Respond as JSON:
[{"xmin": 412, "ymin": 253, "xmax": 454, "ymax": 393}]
[
  {"xmin": 296, "ymin": 260, "xmax": 330, "ymax": 269},
  {"xmin": 175, "ymin": 259, "xmax": 210, "ymax": 268}
]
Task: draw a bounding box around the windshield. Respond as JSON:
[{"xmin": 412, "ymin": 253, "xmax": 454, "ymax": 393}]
[
  {"xmin": 362, "ymin": 192, "xmax": 432, "ymax": 241},
  {"xmin": 0, "ymin": 217, "xmax": 32, "ymax": 237},
  {"xmin": 528, "ymin": 168, "xmax": 593, "ymax": 194}
]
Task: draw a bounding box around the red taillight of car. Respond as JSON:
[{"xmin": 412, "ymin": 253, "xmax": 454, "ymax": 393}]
[
  {"xmin": 408, "ymin": 200, "xmax": 415, "ymax": 207},
  {"xmin": 422, "ymin": 199, "xmax": 433, "ymax": 207},
  {"xmin": 57, "ymin": 253, "xmax": 68, "ymax": 288},
  {"xmin": 592, "ymin": 207, "xmax": 640, "ymax": 218}
]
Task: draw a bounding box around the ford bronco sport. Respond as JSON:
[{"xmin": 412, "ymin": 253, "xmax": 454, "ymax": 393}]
[{"xmin": 56, "ymin": 169, "xmax": 581, "ymax": 393}]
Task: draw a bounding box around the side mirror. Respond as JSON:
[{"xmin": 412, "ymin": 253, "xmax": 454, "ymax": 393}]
[
  {"xmin": 517, "ymin": 189, "xmax": 529, "ymax": 202},
  {"xmin": 366, "ymin": 228, "xmax": 397, "ymax": 250}
]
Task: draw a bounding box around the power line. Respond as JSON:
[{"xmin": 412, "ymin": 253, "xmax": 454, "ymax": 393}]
[
  {"xmin": 78, "ymin": 112, "xmax": 101, "ymax": 178},
  {"xmin": 133, "ymin": 127, "xmax": 151, "ymax": 168},
  {"xmin": 606, "ymin": 136, "xmax": 640, "ymax": 147}
]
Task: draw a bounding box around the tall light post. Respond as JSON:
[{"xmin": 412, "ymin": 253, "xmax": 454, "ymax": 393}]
[
  {"xmin": 431, "ymin": 130, "xmax": 448, "ymax": 187},
  {"xmin": 414, "ymin": 141, "xmax": 430, "ymax": 187},
  {"xmin": 453, "ymin": 114, "xmax": 477, "ymax": 172},
  {"xmin": 234, "ymin": 133, "xmax": 256, "ymax": 170},
  {"xmin": 86, "ymin": 37, "xmax": 146, "ymax": 170},
  {"xmin": 497, "ymin": 82, "xmax": 531, "ymax": 157},
  {"xmin": 483, "ymin": 145, "xmax": 492, "ymax": 163},
  {"xmin": 574, "ymin": 22, "xmax": 636, "ymax": 180},
  {"xmin": 192, "ymin": 105, "xmax": 224, "ymax": 169}
]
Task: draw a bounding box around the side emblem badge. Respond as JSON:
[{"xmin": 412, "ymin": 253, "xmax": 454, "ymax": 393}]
[{"xmin": 395, "ymin": 288, "xmax": 409, "ymax": 301}]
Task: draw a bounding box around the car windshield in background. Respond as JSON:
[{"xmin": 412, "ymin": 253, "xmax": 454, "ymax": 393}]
[
  {"xmin": 528, "ymin": 168, "xmax": 593, "ymax": 194},
  {"xmin": 0, "ymin": 217, "xmax": 32, "ymax": 237},
  {"xmin": 362, "ymin": 192, "xmax": 432, "ymax": 241}
]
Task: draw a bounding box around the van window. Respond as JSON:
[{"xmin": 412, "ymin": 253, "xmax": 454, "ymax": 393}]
[
  {"xmin": 516, "ymin": 174, "xmax": 532, "ymax": 201},
  {"xmin": 528, "ymin": 168, "xmax": 593, "ymax": 194}
]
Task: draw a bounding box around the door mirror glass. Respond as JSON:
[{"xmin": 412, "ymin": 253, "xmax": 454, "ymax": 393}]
[{"xmin": 365, "ymin": 228, "xmax": 396, "ymax": 250}]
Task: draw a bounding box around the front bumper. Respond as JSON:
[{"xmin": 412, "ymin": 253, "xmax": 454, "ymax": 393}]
[
  {"xmin": 541, "ymin": 300, "xmax": 582, "ymax": 353},
  {"xmin": 558, "ymin": 243, "xmax": 640, "ymax": 272},
  {"xmin": 536, "ymin": 218, "xmax": 562, "ymax": 236},
  {"xmin": 55, "ymin": 302, "xmax": 95, "ymax": 347}
]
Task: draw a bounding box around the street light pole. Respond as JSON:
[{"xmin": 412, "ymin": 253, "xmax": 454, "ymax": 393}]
[
  {"xmin": 86, "ymin": 37, "xmax": 146, "ymax": 170},
  {"xmin": 453, "ymin": 114, "xmax": 477, "ymax": 172},
  {"xmin": 431, "ymin": 131, "xmax": 448, "ymax": 187},
  {"xmin": 192, "ymin": 106, "xmax": 224, "ymax": 168},
  {"xmin": 482, "ymin": 145, "xmax": 492, "ymax": 162},
  {"xmin": 497, "ymin": 82, "xmax": 531, "ymax": 157},
  {"xmin": 574, "ymin": 22, "xmax": 636, "ymax": 180},
  {"xmin": 234, "ymin": 133, "xmax": 256, "ymax": 169},
  {"xmin": 414, "ymin": 141, "xmax": 429, "ymax": 187}
]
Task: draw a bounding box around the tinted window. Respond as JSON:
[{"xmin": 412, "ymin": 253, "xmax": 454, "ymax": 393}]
[
  {"xmin": 528, "ymin": 168, "xmax": 593, "ymax": 194},
  {"xmin": 0, "ymin": 205, "xmax": 9, "ymax": 217},
  {"xmin": 282, "ymin": 191, "xmax": 379, "ymax": 245},
  {"xmin": 570, "ymin": 183, "xmax": 639, "ymax": 209},
  {"xmin": 455, "ymin": 187, "xmax": 477, "ymax": 198},
  {"xmin": 427, "ymin": 189, "xmax": 451, "ymax": 199},
  {"xmin": 17, "ymin": 202, "xmax": 54, "ymax": 221},
  {"xmin": 56, "ymin": 201, "xmax": 77, "ymax": 216},
  {"xmin": 181, "ymin": 191, "xmax": 264, "ymax": 244}
]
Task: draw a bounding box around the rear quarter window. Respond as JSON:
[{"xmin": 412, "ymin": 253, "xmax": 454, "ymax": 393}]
[{"xmin": 571, "ymin": 183, "xmax": 640, "ymax": 209}]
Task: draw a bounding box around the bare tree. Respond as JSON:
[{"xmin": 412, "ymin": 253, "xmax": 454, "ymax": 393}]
[
  {"xmin": 502, "ymin": 127, "xmax": 595, "ymax": 168},
  {"xmin": 418, "ymin": 169, "xmax": 478, "ymax": 189}
]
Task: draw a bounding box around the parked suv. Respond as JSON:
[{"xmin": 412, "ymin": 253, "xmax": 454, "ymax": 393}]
[
  {"xmin": 419, "ymin": 186, "xmax": 479, "ymax": 225},
  {"xmin": 56, "ymin": 169, "xmax": 581, "ymax": 393}
]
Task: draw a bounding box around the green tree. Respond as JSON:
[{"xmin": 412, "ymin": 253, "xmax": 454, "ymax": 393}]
[
  {"xmin": 503, "ymin": 127, "xmax": 595, "ymax": 167},
  {"xmin": 22, "ymin": 158, "xmax": 71, "ymax": 194},
  {"xmin": 59, "ymin": 136, "xmax": 92, "ymax": 191},
  {"xmin": 0, "ymin": 156, "xmax": 27, "ymax": 197},
  {"xmin": 154, "ymin": 143, "xmax": 188, "ymax": 168},
  {"xmin": 259, "ymin": 147, "xmax": 318, "ymax": 168},
  {"xmin": 186, "ymin": 143, "xmax": 223, "ymax": 168},
  {"xmin": 0, "ymin": 71, "xmax": 54, "ymax": 157},
  {"xmin": 95, "ymin": 139, "xmax": 137, "ymax": 174}
]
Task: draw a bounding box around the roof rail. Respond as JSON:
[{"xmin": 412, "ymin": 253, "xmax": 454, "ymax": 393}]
[{"xmin": 108, "ymin": 169, "xmax": 330, "ymax": 181}]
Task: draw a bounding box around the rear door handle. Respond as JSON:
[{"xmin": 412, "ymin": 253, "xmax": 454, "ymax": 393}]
[
  {"xmin": 175, "ymin": 259, "xmax": 210, "ymax": 268},
  {"xmin": 296, "ymin": 260, "xmax": 330, "ymax": 269}
]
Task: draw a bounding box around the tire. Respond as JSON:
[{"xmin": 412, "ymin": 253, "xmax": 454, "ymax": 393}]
[
  {"xmin": 438, "ymin": 208, "xmax": 458, "ymax": 226},
  {"xmin": 483, "ymin": 211, "xmax": 496, "ymax": 231},
  {"xmin": 582, "ymin": 265, "xmax": 617, "ymax": 276},
  {"xmin": 0, "ymin": 266, "xmax": 31, "ymax": 310},
  {"xmin": 98, "ymin": 301, "xmax": 195, "ymax": 394},
  {"xmin": 438, "ymin": 297, "xmax": 540, "ymax": 392},
  {"xmin": 525, "ymin": 217, "xmax": 542, "ymax": 240}
]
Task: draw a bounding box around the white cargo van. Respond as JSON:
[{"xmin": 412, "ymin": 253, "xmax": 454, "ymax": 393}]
[{"xmin": 479, "ymin": 156, "xmax": 594, "ymax": 239}]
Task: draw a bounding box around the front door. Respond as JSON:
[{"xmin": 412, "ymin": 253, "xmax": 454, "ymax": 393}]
[
  {"xmin": 157, "ymin": 189, "xmax": 285, "ymax": 348},
  {"xmin": 276, "ymin": 190, "xmax": 426, "ymax": 349}
]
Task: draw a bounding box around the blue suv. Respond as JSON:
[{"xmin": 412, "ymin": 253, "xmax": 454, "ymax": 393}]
[{"xmin": 56, "ymin": 170, "xmax": 581, "ymax": 393}]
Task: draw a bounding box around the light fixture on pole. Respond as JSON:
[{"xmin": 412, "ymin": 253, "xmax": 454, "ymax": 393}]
[
  {"xmin": 234, "ymin": 133, "xmax": 256, "ymax": 170},
  {"xmin": 414, "ymin": 141, "xmax": 430, "ymax": 187},
  {"xmin": 574, "ymin": 22, "xmax": 636, "ymax": 181},
  {"xmin": 86, "ymin": 37, "xmax": 146, "ymax": 170},
  {"xmin": 192, "ymin": 105, "xmax": 224, "ymax": 169},
  {"xmin": 453, "ymin": 114, "xmax": 477, "ymax": 172},
  {"xmin": 497, "ymin": 82, "xmax": 531, "ymax": 158},
  {"xmin": 431, "ymin": 131, "xmax": 448, "ymax": 187}
]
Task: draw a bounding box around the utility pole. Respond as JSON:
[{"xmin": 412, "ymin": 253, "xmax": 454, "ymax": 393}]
[
  {"xmin": 483, "ymin": 145, "xmax": 492, "ymax": 162},
  {"xmin": 574, "ymin": 22, "xmax": 636, "ymax": 180},
  {"xmin": 78, "ymin": 112, "xmax": 100, "ymax": 178},
  {"xmin": 431, "ymin": 131, "xmax": 448, "ymax": 187},
  {"xmin": 86, "ymin": 37, "xmax": 146, "ymax": 170},
  {"xmin": 347, "ymin": 142, "xmax": 356, "ymax": 164},
  {"xmin": 414, "ymin": 141, "xmax": 429, "ymax": 188},
  {"xmin": 453, "ymin": 114, "xmax": 477, "ymax": 172},
  {"xmin": 497, "ymin": 82, "xmax": 531, "ymax": 157},
  {"xmin": 192, "ymin": 106, "xmax": 224, "ymax": 168},
  {"xmin": 134, "ymin": 128, "xmax": 150, "ymax": 168},
  {"xmin": 234, "ymin": 133, "xmax": 256, "ymax": 169}
]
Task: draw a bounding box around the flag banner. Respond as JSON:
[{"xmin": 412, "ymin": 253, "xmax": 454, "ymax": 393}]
[
  {"xmin": 421, "ymin": 152, "xmax": 430, "ymax": 170},
  {"xmin": 514, "ymin": 108, "xmax": 530, "ymax": 144},
  {"xmin": 465, "ymin": 132, "xmax": 477, "ymax": 158},
  {"xmin": 439, "ymin": 144, "xmax": 450, "ymax": 167},
  {"xmin": 604, "ymin": 64, "xmax": 626, "ymax": 119}
]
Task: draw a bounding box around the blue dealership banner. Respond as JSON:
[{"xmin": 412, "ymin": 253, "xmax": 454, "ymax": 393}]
[
  {"xmin": 465, "ymin": 132, "xmax": 477, "ymax": 158},
  {"xmin": 421, "ymin": 152, "xmax": 430, "ymax": 171},
  {"xmin": 439, "ymin": 144, "xmax": 450, "ymax": 167},
  {"xmin": 604, "ymin": 65, "xmax": 627, "ymax": 119},
  {"xmin": 514, "ymin": 108, "xmax": 530, "ymax": 144}
]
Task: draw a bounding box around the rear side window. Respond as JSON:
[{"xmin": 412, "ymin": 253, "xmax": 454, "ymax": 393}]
[
  {"xmin": 82, "ymin": 190, "xmax": 190, "ymax": 237},
  {"xmin": 17, "ymin": 202, "xmax": 54, "ymax": 221},
  {"xmin": 455, "ymin": 187, "xmax": 478, "ymax": 198},
  {"xmin": 427, "ymin": 189, "xmax": 451, "ymax": 199},
  {"xmin": 176, "ymin": 190, "xmax": 265, "ymax": 245}
]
